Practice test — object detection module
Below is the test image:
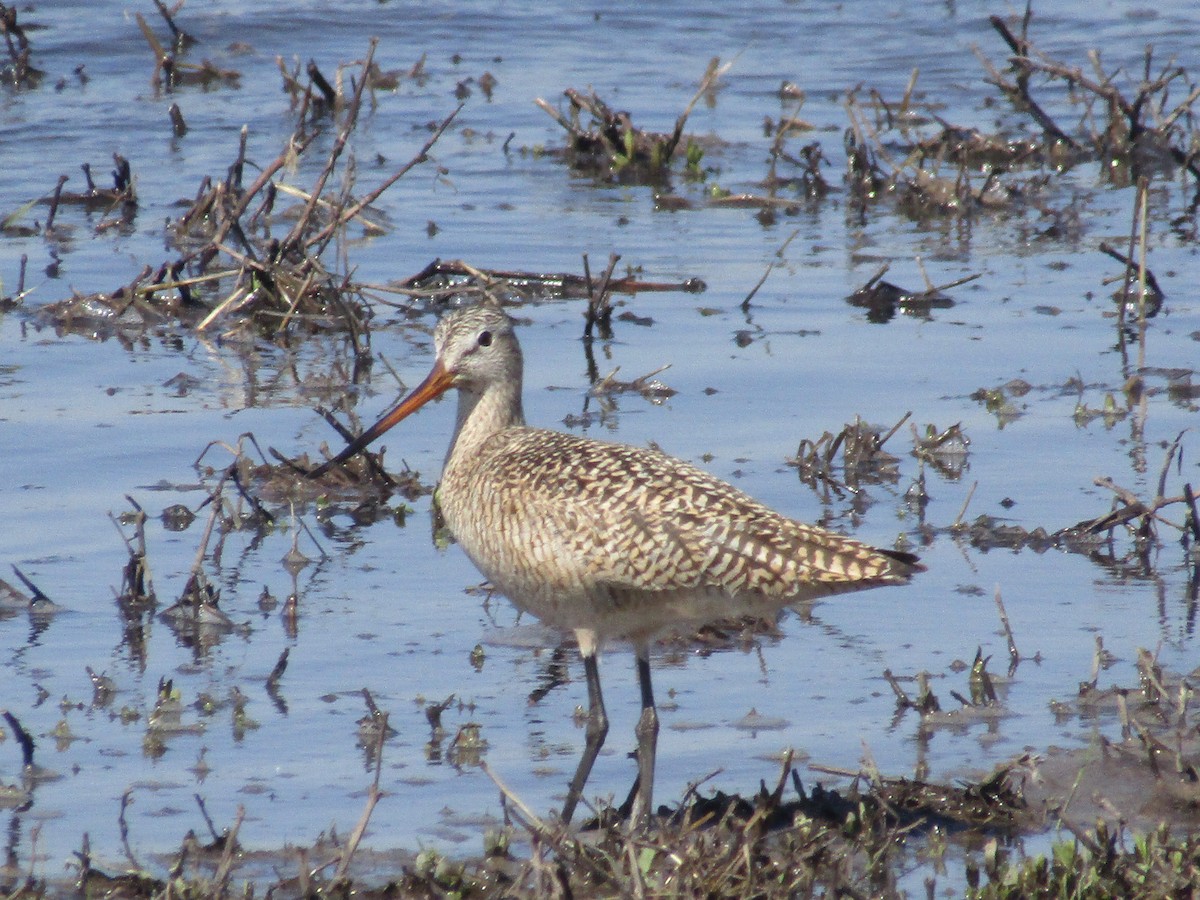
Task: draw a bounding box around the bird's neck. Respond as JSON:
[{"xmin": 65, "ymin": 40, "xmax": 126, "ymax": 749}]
[{"xmin": 444, "ymin": 377, "xmax": 525, "ymax": 473}]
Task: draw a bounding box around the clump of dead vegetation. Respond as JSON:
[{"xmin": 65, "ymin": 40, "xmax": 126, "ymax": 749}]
[
  {"xmin": 786, "ymin": 413, "xmax": 974, "ymax": 542},
  {"xmin": 980, "ymin": 11, "xmax": 1200, "ymax": 188},
  {"xmin": 591, "ymin": 2, "xmax": 1198, "ymax": 235},
  {"xmin": 535, "ymin": 58, "xmax": 726, "ymax": 182},
  {"xmin": 839, "ymin": 6, "xmax": 1200, "ymax": 222},
  {"xmin": 846, "ymin": 260, "xmax": 977, "ymax": 322},
  {"xmin": 0, "ymin": 2, "xmax": 42, "ymax": 89},
  {"xmin": 135, "ymin": 1, "xmax": 235, "ymax": 93},
  {"xmin": 28, "ymin": 37, "xmax": 459, "ymax": 347},
  {"xmin": 470, "ymin": 753, "xmax": 1026, "ymax": 899},
  {"xmin": 790, "ymin": 412, "xmax": 911, "ymax": 499}
]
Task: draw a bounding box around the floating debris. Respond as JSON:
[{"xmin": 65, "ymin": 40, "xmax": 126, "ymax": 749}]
[
  {"xmin": 846, "ymin": 261, "xmax": 971, "ymax": 322},
  {"xmin": 970, "ymin": 379, "xmax": 1030, "ymax": 427},
  {"xmin": 911, "ymin": 421, "xmax": 970, "ymax": 480}
]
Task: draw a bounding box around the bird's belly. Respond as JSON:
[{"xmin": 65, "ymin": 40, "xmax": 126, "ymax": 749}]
[{"xmin": 470, "ymin": 552, "xmax": 776, "ymax": 645}]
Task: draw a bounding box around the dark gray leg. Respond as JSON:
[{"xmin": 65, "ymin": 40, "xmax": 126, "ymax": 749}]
[
  {"xmin": 561, "ymin": 651, "xmax": 608, "ymax": 824},
  {"xmin": 631, "ymin": 649, "xmax": 659, "ymax": 826}
]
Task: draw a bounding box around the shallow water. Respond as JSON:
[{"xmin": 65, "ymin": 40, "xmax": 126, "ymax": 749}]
[{"xmin": 1, "ymin": 0, "xmax": 1198, "ymax": 890}]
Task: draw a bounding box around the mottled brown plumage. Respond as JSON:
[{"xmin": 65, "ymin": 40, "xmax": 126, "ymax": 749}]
[
  {"xmin": 443, "ymin": 427, "xmax": 916, "ymax": 647},
  {"xmin": 311, "ymin": 303, "xmax": 923, "ymax": 826}
]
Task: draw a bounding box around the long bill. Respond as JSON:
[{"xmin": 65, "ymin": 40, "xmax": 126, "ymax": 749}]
[{"xmin": 308, "ymin": 359, "xmax": 454, "ymax": 478}]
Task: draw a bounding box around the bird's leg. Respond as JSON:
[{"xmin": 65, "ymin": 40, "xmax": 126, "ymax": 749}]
[
  {"xmin": 561, "ymin": 651, "xmax": 608, "ymax": 824},
  {"xmin": 630, "ymin": 648, "xmax": 659, "ymax": 827}
]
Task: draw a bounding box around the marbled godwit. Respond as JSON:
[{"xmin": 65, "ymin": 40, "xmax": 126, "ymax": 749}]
[{"xmin": 310, "ymin": 304, "xmax": 923, "ymax": 824}]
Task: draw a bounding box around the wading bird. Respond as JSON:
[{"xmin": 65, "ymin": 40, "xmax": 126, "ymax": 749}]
[{"xmin": 309, "ymin": 303, "xmax": 922, "ymax": 824}]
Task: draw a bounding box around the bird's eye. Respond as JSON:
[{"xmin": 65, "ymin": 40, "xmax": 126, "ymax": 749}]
[{"xmin": 478, "ymin": 330, "xmax": 493, "ymax": 347}]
